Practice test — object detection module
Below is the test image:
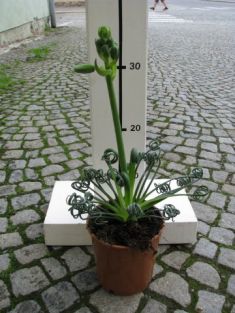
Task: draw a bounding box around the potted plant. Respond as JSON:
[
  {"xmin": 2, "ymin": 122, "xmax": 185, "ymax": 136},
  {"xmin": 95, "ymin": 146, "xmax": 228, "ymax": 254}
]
[{"xmin": 67, "ymin": 26, "xmax": 208, "ymax": 295}]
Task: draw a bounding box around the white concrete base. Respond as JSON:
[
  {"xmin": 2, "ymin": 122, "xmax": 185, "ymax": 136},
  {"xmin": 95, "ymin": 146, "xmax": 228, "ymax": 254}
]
[{"xmin": 44, "ymin": 180, "xmax": 197, "ymax": 246}]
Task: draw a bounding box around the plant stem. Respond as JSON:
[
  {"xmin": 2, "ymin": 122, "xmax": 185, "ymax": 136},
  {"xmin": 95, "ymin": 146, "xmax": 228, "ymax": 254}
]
[{"xmin": 105, "ymin": 75, "xmax": 127, "ymax": 174}]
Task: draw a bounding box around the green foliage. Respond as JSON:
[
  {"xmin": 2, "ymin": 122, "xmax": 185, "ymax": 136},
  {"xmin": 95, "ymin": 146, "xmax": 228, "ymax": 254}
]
[
  {"xmin": 27, "ymin": 45, "xmax": 54, "ymax": 61},
  {"xmin": 44, "ymin": 23, "xmax": 52, "ymax": 33},
  {"xmin": 0, "ymin": 65, "xmax": 14, "ymax": 89},
  {"xmin": 74, "ymin": 64, "xmax": 95, "ymax": 74},
  {"xmin": 0, "ymin": 63, "xmax": 25, "ymax": 92},
  {"xmin": 68, "ymin": 26, "xmax": 209, "ymax": 224}
]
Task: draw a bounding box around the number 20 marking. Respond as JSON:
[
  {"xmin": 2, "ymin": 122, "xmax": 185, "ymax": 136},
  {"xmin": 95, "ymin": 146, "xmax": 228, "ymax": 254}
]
[{"xmin": 131, "ymin": 124, "xmax": 141, "ymax": 131}]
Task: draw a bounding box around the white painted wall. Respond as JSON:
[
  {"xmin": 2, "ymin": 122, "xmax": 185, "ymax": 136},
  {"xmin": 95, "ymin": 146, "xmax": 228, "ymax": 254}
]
[{"xmin": 0, "ymin": 0, "xmax": 49, "ymax": 33}]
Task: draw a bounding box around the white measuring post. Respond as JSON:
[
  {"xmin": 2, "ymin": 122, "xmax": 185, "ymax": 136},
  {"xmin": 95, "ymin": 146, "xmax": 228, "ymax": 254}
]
[
  {"xmin": 87, "ymin": 0, "xmax": 147, "ymax": 171},
  {"xmin": 44, "ymin": 0, "xmax": 199, "ymax": 247}
]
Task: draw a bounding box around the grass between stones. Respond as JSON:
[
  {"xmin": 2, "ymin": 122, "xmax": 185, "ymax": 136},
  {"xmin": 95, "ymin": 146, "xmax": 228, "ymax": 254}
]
[
  {"xmin": 0, "ymin": 62, "xmax": 25, "ymax": 93},
  {"xmin": 0, "ymin": 243, "xmax": 95, "ymax": 312},
  {"xmin": 0, "ymin": 65, "xmax": 14, "ymax": 90},
  {"xmin": 182, "ymin": 246, "xmax": 235, "ymax": 313},
  {"xmin": 143, "ymin": 241, "xmax": 235, "ymax": 312},
  {"xmin": 26, "ymin": 44, "xmax": 56, "ymax": 62}
]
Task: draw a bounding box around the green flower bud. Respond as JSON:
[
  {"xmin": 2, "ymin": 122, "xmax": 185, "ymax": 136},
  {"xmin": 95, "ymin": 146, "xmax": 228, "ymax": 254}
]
[
  {"xmin": 130, "ymin": 148, "xmax": 139, "ymax": 164},
  {"xmin": 106, "ymin": 38, "xmax": 114, "ymax": 48},
  {"xmin": 98, "ymin": 26, "xmax": 111, "ymax": 40},
  {"xmin": 110, "ymin": 46, "xmax": 119, "ymax": 62},
  {"xmin": 100, "ymin": 45, "xmax": 110, "ymax": 60},
  {"xmin": 74, "ymin": 64, "xmax": 95, "ymax": 74},
  {"xmin": 95, "ymin": 38, "xmax": 105, "ymax": 53}
]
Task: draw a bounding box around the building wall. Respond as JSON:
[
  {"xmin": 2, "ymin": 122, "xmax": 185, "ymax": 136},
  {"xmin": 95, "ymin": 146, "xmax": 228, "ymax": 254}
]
[
  {"xmin": 55, "ymin": 0, "xmax": 85, "ymax": 6},
  {"xmin": 0, "ymin": 0, "xmax": 50, "ymax": 46}
]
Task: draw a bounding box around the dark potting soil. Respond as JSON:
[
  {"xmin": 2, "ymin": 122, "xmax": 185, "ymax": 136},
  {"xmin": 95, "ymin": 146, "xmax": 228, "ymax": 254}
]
[{"xmin": 88, "ymin": 209, "xmax": 164, "ymax": 251}]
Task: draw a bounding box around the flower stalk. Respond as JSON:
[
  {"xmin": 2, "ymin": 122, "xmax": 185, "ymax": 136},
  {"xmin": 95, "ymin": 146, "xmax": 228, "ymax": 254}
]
[
  {"xmin": 68, "ymin": 26, "xmax": 209, "ymax": 224},
  {"xmin": 105, "ymin": 75, "xmax": 127, "ymax": 174}
]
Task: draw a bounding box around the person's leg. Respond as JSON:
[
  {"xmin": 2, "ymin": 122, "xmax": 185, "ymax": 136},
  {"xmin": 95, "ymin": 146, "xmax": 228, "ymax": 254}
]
[
  {"xmin": 150, "ymin": 0, "xmax": 159, "ymax": 10},
  {"xmin": 161, "ymin": 0, "xmax": 168, "ymax": 10}
]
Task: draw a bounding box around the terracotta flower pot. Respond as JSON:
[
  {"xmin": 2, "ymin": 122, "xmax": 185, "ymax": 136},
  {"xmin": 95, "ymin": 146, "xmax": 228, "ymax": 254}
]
[{"xmin": 91, "ymin": 227, "xmax": 163, "ymax": 296}]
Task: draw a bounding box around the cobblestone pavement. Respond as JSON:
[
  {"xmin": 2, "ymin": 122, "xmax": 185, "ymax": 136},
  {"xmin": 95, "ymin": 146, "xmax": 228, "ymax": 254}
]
[{"xmin": 1, "ymin": 1, "xmax": 235, "ymax": 312}]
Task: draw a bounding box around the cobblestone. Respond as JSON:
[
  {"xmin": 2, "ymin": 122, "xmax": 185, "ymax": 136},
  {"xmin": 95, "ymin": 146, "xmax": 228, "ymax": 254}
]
[
  {"xmin": 10, "ymin": 209, "xmax": 40, "ymax": 225},
  {"xmin": 220, "ymin": 144, "xmax": 234, "ymax": 154},
  {"xmin": 164, "ymin": 152, "xmax": 181, "ymax": 162},
  {"xmin": 41, "ymin": 257, "xmax": 67, "ymax": 280},
  {"xmin": 0, "ymin": 198, "xmax": 7, "ymax": 214},
  {"xmin": 153, "ymin": 264, "xmax": 164, "ymax": 276},
  {"xmin": 8, "ymin": 300, "xmax": 42, "ymax": 313},
  {"xmin": 0, "ymin": 185, "xmax": 16, "ymax": 196},
  {"xmin": 228, "ymin": 197, "xmax": 235, "ymax": 213},
  {"xmin": 175, "ymin": 146, "xmax": 197, "ymax": 156},
  {"xmin": 28, "ymin": 158, "xmax": 46, "ymax": 168},
  {"xmin": 192, "ymin": 202, "xmax": 218, "ymax": 224},
  {"xmin": 11, "ymin": 266, "xmax": 50, "ymax": 296},
  {"xmin": 0, "ymin": 5, "xmax": 235, "ymax": 312},
  {"xmin": 2, "ymin": 150, "xmax": 24, "ymax": 159},
  {"xmin": 11, "ymin": 193, "xmax": 41, "ymax": 210},
  {"xmin": 0, "ymin": 232, "xmax": 23, "ymax": 249},
  {"xmin": 227, "ymin": 275, "xmax": 235, "ymax": 297},
  {"xmin": 198, "ymin": 159, "xmax": 221, "ymax": 170},
  {"xmin": 90, "ymin": 289, "xmax": 142, "ymax": 313},
  {"xmin": 193, "ymin": 238, "xmax": 217, "ymax": 259},
  {"xmin": 14, "ymin": 244, "xmax": 48, "ymax": 264},
  {"xmin": 61, "ymin": 247, "xmax": 91, "ymax": 272},
  {"xmin": 72, "ymin": 267, "xmax": 99, "ymax": 292},
  {"xmin": 66, "ymin": 159, "xmax": 84, "ymax": 169},
  {"xmin": 41, "ymin": 147, "xmax": 64, "ymax": 155},
  {"xmin": 207, "ymin": 192, "xmax": 227, "ymax": 209},
  {"xmin": 197, "ymin": 221, "xmax": 210, "ymax": 235},
  {"xmin": 212, "ymin": 171, "xmax": 228, "ymax": 183},
  {"xmin": 41, "ymin": 165, "xmax": 64, "ymax": 176},
  {"xmin": 161, "ymin": 251, "xmax": 189, "ymax": 270},
  {"xmin": 150, "ymin": 272, "xmax": 191, "ymax": 307},
  {"xmin": 0, "ymin": 171, "xmax": 6, "ymax": 183},
  {"xmin": 200, "ymin": 151, "xmax": 222, "ymax": 162},
  {"xmin": 48, "ymin": 153, "xmax": 68, "ymax": 163},
  {"xmin": 222, "ymin": 184, "xmax": 235, "ymax": 195},
  {"xmin": 19, "ymin": 181, "xmax": 42, "ymax": 192},
  {"xmin": 209, "ymin": 227, "xmax": 234, "ymax": 245},
  {"xmin": 0, "ymin": 280, "xmax": 10, "ymax": 310},
  {"xmin": 23, "ymin": 139, "xmax": 44, "ymax": 149},
  {"xmin": 58, "ymin": 169, "xmax": 80, "ymax": 180},
  {"xmin": 219, "ymin": 213, "xmax": 235, "ymax": 231},
  {"xmin": 196, "ymin": 290, "xmax": 225, "ymax": 313},
  {"xmin": 0, "ymin": 253, "xmax": 10, "ymax": 271},
  {"xmin": 186, "ymin": 261, "xmax": 220, "ymax": 288},
  {"xmin": 41, "ymin": 281, "xmax": 79, "ymax": 313},
  {"xmin": 0, "ymin": 217, "xmax": 8, "ymax": 233},
  {"xmin": 25, "ymin": 168, "xmax": 38, "ymax": 180},
  {"xmin": 9, "ymin": 170, "xmax": 23, "ymax": 183},
  {"xmin": 218, "ymin": 248, "xmax": 235, "ymax": 270},
  {"xmin": 201, "ymin": 142, "xmax": 218, "ymax": 152},
  {"xmin": 25, "ymin": 223, "xmax": 44, "ymax": 239},
  {"xmin": 141, "ymin": 298, "xmax": 167, "ymax": 313}
]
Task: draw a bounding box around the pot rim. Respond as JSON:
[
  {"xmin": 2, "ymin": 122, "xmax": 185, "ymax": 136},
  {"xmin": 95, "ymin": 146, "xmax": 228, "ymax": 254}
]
[{"xmin": 88, "ymin": 223, "xmax": 165, "ymax": 251}]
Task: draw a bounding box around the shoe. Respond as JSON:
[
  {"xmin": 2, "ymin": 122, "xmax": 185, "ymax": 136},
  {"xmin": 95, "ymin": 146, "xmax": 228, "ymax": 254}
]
[
  {"xmin": 150, "ymin": 7, "xmax": 155, "ymax": 10},
  {"xmin": 163, "ymin": 7, "xmax": 168, "ymax": 10}
]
